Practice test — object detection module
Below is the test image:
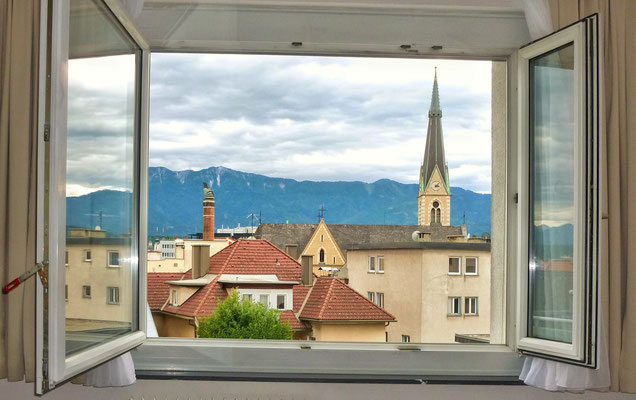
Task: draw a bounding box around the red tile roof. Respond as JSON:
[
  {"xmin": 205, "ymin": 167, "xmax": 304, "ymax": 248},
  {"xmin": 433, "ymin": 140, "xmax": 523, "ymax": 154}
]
[
  {"xmin": 152, "ymin": 239, "xmax": 394, "ymax": 329},
  {"xmin": 299, "ymin": 277, "xmax": 396, "ymax": 321},
  {"xmin": 147, "ymin": 272, "xmax": 186, "ymax": 311}
]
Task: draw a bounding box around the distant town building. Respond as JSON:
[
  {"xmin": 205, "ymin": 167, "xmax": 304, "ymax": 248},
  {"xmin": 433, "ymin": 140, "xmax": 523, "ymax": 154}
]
[
  {"xmin": 216, "ymin": 224, "xmax": 258, "ymax": 235},
  {"xmin": 65, "ymin": 228, "xmax": 133, "ymax": 333},
  {"xmin": 346, "ymin": 241, "xmax": 491, "ymax": 343},
  {"xmin": 149, "ymin": 239, "xmax": 395, "ymax": 341}
]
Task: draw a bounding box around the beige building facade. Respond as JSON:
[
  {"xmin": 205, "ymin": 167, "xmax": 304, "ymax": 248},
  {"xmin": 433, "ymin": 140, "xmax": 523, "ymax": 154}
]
[
  {"xmin": 65, "ymin": 230, "xmax": 134, "ymax": 332},
  {"xmin": 147, "ymin": 238, "xmax": 230, "ymax": 273},
  {"xmin": 346, "ymin": 242, "xmax": 490, "ymax": 343}
]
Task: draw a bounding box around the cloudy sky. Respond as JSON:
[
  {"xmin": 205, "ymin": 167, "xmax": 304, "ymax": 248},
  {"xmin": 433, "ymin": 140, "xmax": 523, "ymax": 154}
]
[{"xmin": 149, "ymin": 54, "xmax": 493, "ymax": 193}]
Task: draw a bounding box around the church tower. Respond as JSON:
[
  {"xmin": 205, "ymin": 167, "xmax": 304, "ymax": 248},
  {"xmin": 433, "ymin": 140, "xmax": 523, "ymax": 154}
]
[{"xmin": 418, "ymin": 68, "xmax": 451, "ymax": 226}]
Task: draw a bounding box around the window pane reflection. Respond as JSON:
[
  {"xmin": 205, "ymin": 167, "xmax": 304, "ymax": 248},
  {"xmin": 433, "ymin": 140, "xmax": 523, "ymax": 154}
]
[
  {"xmin": 528, "ymin": 43, "xmax": 575, "ymax": 343},
  {"xmin": 65, "ymin": 0, "xmax": 140, "ymax": 356}
]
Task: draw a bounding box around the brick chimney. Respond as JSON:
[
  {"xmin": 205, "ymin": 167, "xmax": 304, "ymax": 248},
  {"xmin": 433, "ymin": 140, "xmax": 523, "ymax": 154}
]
[
  {"xmin": 203, "ymin": 183, "xmax": 215, "ymax": 241},
  {"xmin": 301, "ymin": 255, "xmax": 313, "ymax": 286}
]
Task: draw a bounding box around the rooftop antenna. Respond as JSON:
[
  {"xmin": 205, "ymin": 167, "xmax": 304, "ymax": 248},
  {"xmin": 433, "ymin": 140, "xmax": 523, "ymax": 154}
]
[
  {"xmin": 85, "ymin": 211, "xmax": 113, "ymax": 229},
  {"xmin": 247, "ymin": 212, "xmax": 259, "ymax": 232}
]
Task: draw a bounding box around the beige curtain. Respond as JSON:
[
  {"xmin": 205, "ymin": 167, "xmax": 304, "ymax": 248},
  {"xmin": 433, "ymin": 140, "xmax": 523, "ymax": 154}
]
[
  {"xmin": 0, "ymin": 0, "xmax": 39, "ymax": 382},
  {"xmin": 548, "ymin": 0, "xmax": 636, "ymax": 393}
]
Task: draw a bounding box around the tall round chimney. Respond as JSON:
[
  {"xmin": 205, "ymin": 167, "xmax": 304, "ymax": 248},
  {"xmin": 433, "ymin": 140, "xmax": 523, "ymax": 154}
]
[{"xmin": 203, "ymin": 183, "xmax": 215, "ymax": 241}]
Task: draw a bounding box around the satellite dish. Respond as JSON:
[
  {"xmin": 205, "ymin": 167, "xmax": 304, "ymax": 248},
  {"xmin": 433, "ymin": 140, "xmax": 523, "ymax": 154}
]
[
  {"xmin": 481, "ymin": 232, "xmax": 491, "ymax": 240},
  {"xmin": 411, "ymin": 231, "xmax": 420, "ymax": 241}
]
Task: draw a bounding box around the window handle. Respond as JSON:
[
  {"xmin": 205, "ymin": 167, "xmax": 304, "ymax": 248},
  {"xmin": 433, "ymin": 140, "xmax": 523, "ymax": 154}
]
[{"xmin": 3, "ymin": 262, "xmax": 47, "ymax": 293}]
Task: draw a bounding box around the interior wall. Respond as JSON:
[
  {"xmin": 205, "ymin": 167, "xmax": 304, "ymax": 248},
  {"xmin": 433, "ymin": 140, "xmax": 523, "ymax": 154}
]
[{"xmin": 2, "ymin": 379, "xmax": 635, "ymax": 399}]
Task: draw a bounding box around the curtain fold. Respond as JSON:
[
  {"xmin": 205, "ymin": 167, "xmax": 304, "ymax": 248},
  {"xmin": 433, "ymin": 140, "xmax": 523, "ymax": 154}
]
[
  {"xmin": 528, "ymin": 0, "xmax": 636, "ymax": 393},
  {"xmin": 0, "ymin": 0, "xmax": 40, "ymax": 383}
]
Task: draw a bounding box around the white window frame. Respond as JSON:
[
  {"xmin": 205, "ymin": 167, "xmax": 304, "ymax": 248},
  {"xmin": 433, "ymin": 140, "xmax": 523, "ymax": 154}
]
[
  {"xmin": 515, "ymin": 15, "xmax": 601, "ymax": 367},
  {"xmin": 448, "ymin": 256, "xmax": 461, "ymax": 275},
  {"xmin": 171, "ymin": 289, "xmax": 178, "ymax": 306},
  {"xmin": 367, "ymin": 292, "xmax": 374, "ymax": 303},
  {"xmin": 401, "ymin": 335, "xmax": 410, "ymax": 343},
  {"xmin": 465, "ymin": 297, "xmax": 478, "ymax": 316},
  {"xmin": 376, "ymin": 292, "xmax": 385, "ymax": 308},
  {"xmin": 464, "ymin": 257, "xmax": 478, "ymax": 275},
  {"xmin": 259, "ymin": 294, "xmax": 269, "ymax": 306},
  {"xmin": 36, "ymin": 1, "xmax": 604, "ymax": 391},
  {"xmin": 448, "ymin": 297, "xmax": 462, "ymax": 316},
  {"xmin": 107, "ymin": 250, "xmax": 121, "ymax": 268},
  {"xmin": 367, "ymin": 256, "xmax": 375, "ymax": 273},
  {"xmin": 276, "ymin": 294, "xmax": 286, "ymax": 310},
  {"xmin": 82, "ymin": 285, "xmax": 91, "ymax": 299},
  {"xmin": 377, "ymin": 255, "xmax": 385, "ymax": 273},
  {"xmin": 83, "ymin": 249, "xmax": 91, "ymax": 262},
  {"xmin": 35, "ymin": 0, "xmax": 149, "ymax": 393}
]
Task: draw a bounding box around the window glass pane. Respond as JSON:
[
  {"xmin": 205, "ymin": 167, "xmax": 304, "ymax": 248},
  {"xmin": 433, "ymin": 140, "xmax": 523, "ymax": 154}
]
[
  {"xmin": 65, "ymin": 0, "xmax": 140, "ymax": 356},
  {"xmin": 277, "ymin": 295, "xmax": 285, "ymax": 310},
  {"xmin": 528, "ymin": 43, "xmax": 575, "ymax": 344},
  {"xmin": 259, "ymin": 294, "xmax": 269, "ymax": 305},
  {"xmin": 465, "ymin": 257, "xmax": 477, "ymax": 274},
  {"xmin": 448, "ymin": 257, "xmax": 460, "ymax": 274}
]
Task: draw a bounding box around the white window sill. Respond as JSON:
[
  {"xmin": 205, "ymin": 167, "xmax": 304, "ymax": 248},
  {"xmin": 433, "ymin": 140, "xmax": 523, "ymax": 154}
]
[{"xmin": 132, "ymin": 338, "xmax": 524, "ymax": 381}]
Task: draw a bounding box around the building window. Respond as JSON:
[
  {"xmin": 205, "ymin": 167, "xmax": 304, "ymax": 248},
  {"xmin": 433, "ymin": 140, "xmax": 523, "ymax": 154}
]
[
  {"xmin": 82, "ymin": 285, "xmax": 91, "ymax": 298},
  {"xmin": 368, "ymin": 256, "xmax": 375, "ymax": 272},
  {"xmin": 332, "ymin": 256, "xmax": 336, "ymax": 264},
  {"xmin": 377, "ymin": 256, "xmax": 384, "ymax": 273},
  {"xmin": 401, "ymin": 335, "xmax": 410, "ymax": 343},
  {"xmin": 65, "ymin": 285, "xmax": 68, "ymax": 301},
  {"xmin": 431, "ymin": 200, "xmax": 441, "ymax": 223},
  {"xmin": 448, "ymin": 257, "xmax": 461, "ymax": 275},
  {"xmin": 465, "ymin": 257, "xmax": 478, "ymax": 275},
  {"xmin": 465, "ymin": 297, "xmax": 478, "ymax": 315},
  {"xmin": 65, "ymin": 251, "xmax": 68, "ymax": 266},
  {"xmin": 448, "ymin": 297, "xmax": 462, "ymax": 316},
  {"xmin": 243, "ymin": 294, "xmax": 253, "ymax": 302},
  {"xmin": 319, "ymin": 249, "xmax": 325, "ymax": 263},
  {"xmin": 376, "ymin": 292, "xmax": 384, "ymax": 308},
  {"xmin": 320, "ymin": 234, "xmax": 324, "ymax": 242},
  {"xmin": 107, "ymin": 287, "xmax": 120, "ymax": 305},
  {"xmin": 277, "ymin": 294, "xmax": 286, "ymax": 310},
  {"xmin": 84, "ymin": 249, "xmax": 91, "ymax": 262},
  {"xmin": 171, "ymin": 289, "xmax": 178, "ymax": 306},
  {"xmin": 259, "ymin": 294, "xmax": 269, "ymax": 306},
  {"xmin": 367, "ymin": 292, "xmax": 374, "ymax": 303},
  {"xmin": 108, "ymin": 251, "xmax": 120, "ymax": 267}
]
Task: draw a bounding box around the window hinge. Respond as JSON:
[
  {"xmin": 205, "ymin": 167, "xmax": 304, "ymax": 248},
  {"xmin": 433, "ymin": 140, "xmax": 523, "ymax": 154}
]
[
  {"xmin": 44, "ymin": 123, "xmax": 50, "ymax": 142},
  {"xmin": 514, "ymin": 193, "xmax": 519, "ymax": 204},
  {"xmin": 41, "ymin": 358, "xmax": 49, "ymax": 392}
]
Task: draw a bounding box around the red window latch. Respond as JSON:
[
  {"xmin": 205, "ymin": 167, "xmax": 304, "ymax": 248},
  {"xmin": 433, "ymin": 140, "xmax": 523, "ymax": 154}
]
[{"xmin": 3, "ymin": 262, "xmax": 47, "ymax": 293}]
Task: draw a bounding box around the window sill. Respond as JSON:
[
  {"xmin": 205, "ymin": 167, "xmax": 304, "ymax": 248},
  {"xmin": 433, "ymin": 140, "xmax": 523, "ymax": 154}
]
[{"xmin": 132, "ymin": 338, "xmax": 524, "ymax": 381}]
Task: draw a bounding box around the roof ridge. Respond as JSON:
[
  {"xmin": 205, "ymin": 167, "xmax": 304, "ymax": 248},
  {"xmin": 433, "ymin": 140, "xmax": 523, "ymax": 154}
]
[
  {"xmin": 261, "ymin": 239, "xmax": 302, "ymax": 269},
  {"xmin": 332, "ymin": 277, "xmax": 397, "ymax": 321},
  {"xmin": 296, "ymin": 277, "xmax": 317, "ymax": 319},
  {"xmin": 317, "ymin": 278, "xmax": 337, "ymax": 319}
]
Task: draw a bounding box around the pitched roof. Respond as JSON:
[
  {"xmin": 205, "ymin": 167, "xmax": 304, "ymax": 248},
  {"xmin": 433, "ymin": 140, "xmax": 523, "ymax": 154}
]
[
  {"xmin": 299, "ymin": 277, "xmax": 395, "ymax": 321},
  {"xmin": 255, "ymin": 223, "xmax": 463, "ymax": 257},
  {"xmin": 153, "ymin": 239, "xmax": 394, "ymax": 327},
  {"xmin": 147, "ymin": 272, "xmax": 186, "ymax": 311}
]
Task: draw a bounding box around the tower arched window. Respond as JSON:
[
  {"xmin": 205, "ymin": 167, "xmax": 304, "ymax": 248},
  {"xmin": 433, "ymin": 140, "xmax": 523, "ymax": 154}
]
[
  {"xmin": 431, "ymin": 200, "xmax": 441, "ymax": 224},
  {"xmin": 319, "ymin": 249, "xmax": 325, "ymax": 263}
]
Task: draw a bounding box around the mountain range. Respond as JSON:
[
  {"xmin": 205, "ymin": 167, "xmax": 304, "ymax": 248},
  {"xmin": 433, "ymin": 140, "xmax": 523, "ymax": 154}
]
[{"xmin": 67, "ymin": 166, "xmax": 492, "ymax": 237}]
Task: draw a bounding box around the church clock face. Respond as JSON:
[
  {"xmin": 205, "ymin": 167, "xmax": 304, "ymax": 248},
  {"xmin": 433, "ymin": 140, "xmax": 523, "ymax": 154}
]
[{"xmin": 432, "ymin": 181, "xmax": 441, "ymax": 191}]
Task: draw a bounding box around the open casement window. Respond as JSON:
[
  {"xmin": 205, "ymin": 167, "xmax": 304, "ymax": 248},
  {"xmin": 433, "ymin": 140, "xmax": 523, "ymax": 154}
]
[
  {"xmin": 516, "ymin": 14, "xmax": 601, "ymax": 367},
  {"xmin": 36, "ymin": 0, "xmax": 149, "ymax": 394}
]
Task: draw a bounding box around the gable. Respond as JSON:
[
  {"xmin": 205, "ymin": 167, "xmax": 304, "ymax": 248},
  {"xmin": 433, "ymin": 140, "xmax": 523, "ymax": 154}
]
[
  {"xmin": 301, "ymin": 219, "xmax": 346, "ymax": 265},
  {"xmin": 422, "ymin": 165, "xmax": 450, "ymax": 196}
]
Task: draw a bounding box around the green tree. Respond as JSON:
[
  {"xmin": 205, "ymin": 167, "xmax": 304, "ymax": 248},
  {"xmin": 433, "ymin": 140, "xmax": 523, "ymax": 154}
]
[{"xmin": 197, "ymin": 289, "xmax": 293, "ymax": 340}]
